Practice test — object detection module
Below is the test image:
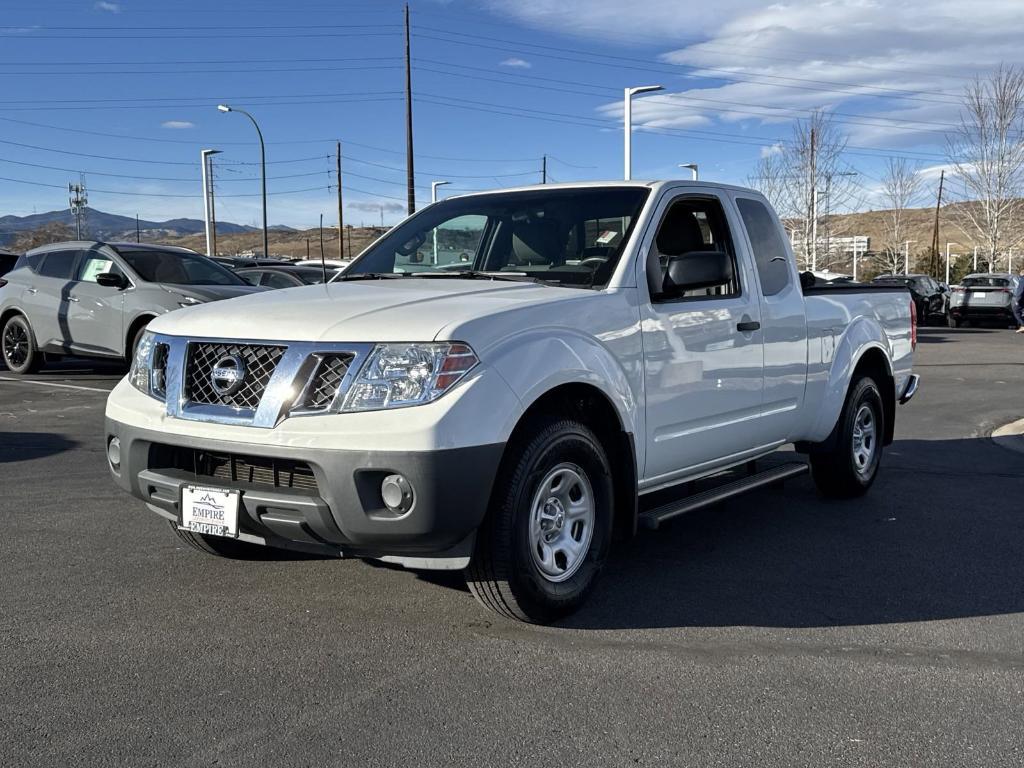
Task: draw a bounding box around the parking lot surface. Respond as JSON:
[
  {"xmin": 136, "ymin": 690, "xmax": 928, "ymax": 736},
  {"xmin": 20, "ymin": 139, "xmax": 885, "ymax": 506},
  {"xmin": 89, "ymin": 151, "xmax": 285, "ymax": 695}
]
[{"xmin": 2, "ymin": 328, "xmax": 1023, "ymax": 767}]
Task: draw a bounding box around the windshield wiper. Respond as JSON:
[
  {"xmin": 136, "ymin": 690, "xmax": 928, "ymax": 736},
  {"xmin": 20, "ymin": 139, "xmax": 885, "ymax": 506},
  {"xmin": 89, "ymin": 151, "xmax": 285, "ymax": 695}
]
[
  {"xmin": 409, "ymin": 270, "xmax": 544, "ymax": 284},
  {"xmin": 333, "ymin": 272, "xmax": 414, "ymax": 282}
]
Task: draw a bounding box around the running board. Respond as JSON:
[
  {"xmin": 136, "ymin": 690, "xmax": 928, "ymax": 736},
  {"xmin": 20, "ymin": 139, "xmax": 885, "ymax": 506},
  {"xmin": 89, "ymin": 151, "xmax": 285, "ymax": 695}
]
[{"xmin": 638, "ymin": 462, "xmax": 809, "ymax": 530}]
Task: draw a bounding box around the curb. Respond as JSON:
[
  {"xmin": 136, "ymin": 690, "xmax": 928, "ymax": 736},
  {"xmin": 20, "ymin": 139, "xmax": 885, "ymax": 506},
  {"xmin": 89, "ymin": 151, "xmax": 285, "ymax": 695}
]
[{"xmin": 992, "ymin": 418, "xmax": 1024, "ymax": 456}]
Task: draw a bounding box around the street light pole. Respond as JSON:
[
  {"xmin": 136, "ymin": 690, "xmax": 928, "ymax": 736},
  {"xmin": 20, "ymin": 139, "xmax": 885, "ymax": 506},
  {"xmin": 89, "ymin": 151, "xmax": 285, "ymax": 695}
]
[
  {"xmin": 430, "ymin": 181, "xmax": 450, "ymax": 265},
  {"xmin": 945, "ymin": 241, "xmax": 958, "ymax": 285},
  {"xmin": 679, "ymin": 163, "xmax": 698, "ymax": 181},
  {"xmin": 200, "ymin": 148, "xmax": 221, "ymax": 257},
  {"xmin": 623, "ymin": 85, "xmax": 663, "ymax": 181},
  {"xmin": 218, "ymin": 104, "xmax": 268, "ymax": 258},
  {"xmin": 903, "ymin": 240, "xmax": 916, "ymax": 274}
]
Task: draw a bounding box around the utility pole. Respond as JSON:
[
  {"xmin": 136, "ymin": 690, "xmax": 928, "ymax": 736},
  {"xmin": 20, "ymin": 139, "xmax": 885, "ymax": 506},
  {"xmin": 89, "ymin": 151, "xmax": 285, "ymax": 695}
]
[
  {"xmin": 342, "ymin": 143, "xmax": 350, "ymax": 264},
  {"xmin": 346, "ymin": 225, "xmax": 352, "ymax": 257},
  {"xmin": 200, "ymin": 149, "xmax": 222, "ymax": 257},
  {"xmin": 973, "ymin": 245, "xmax": 978, "ymax": 272},
  {"xmin": 69, "ymin": 176, "xmax": 87, "ymax": 240},
  {"xmin": 808, "ymin": 125, "xmax": 817, "ymax": 272},
  {"xmin": 931, "ymin": 169, "xmax": 945, "ymax": 279},
  {"xmin": 404, "ymin": 3, "xmax": 416, "ymax": 215},
  {"xmin": 135, "ymin": 214, "xmax": 140, "ymax": 244},
  {"xmin": 542, "ymin": 155, "xmax": 547, "ymax": 184}
]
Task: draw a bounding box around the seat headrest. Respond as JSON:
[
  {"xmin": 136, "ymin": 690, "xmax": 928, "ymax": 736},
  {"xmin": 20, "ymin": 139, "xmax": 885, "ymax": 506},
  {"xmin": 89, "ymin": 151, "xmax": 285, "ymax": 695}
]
[
  {"xmin": 656, "ymin": 211, "xmax": 706, "ymax": 256},
  {"xmin": 511, "ymin": 218, "xmax": 563, "ymax": 265}
]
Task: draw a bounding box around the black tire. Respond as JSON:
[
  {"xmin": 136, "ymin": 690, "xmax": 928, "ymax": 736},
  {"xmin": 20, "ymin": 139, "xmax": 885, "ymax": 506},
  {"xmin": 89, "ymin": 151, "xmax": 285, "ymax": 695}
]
[
  {"xmin": 169, "ymin": 521, "xmax": 270, "ymax": 559},
  {"xmin": 809, "ymin": 376, "xmax": 885, "ymax": 499},
  {"xmin": 947, "ymin": 315, "xmax": 962, "ymax": 328},
  {"xmin": 466, "ymin": 417, "xmax": 614, "ymax": 623},
  {"xmin": 1, "ymin": 314, "xmax": 43, "ymax": 374}
]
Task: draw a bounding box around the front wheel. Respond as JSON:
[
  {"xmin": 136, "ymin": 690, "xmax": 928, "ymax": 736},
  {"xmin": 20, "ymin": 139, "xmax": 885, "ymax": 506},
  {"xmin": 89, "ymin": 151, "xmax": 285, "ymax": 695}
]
[
  {"xmin": 1, "ymin": 314, "xmax": 43, "ymax": 374},
  {"xmin": 809, "ymin": 376, "xmax": 884, "ymax": 498},
  {"xmin": 466, "ymin": 418, "xmax": 614, "ymax": 623},
  {"xmin": 169, "ymin": 521, "xmax": 271, "ymax": 559}
]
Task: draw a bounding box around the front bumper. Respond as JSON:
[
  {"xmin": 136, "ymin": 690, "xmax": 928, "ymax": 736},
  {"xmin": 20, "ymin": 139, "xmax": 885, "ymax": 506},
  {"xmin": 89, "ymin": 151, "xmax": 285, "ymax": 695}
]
[{"xmin": 106, "ymin": 416, "xmax": 504, "ymax": 563}]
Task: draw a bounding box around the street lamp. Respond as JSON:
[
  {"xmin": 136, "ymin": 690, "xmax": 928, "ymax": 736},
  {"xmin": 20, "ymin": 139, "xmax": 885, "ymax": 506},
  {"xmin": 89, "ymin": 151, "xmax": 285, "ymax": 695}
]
[
  {"xmin": 218, "ymin": 104, "xmax": 268, "ymax": 259},
  {"xmin": 903, "ymin": 240, "xmax": 916, "ymax": 274},
  {"xmin": 430, "ymin": 180, "xmax": 450, "ymax": 203},
  {"xmin": 679, "ymin": 163, "xmax": 698, "ymax": 181},
  {"xmin": 945, "ymin": 241, "xmax": 959, "ymax": 285},
  {"xmin": 623, "ymin": 85, "xmax": 663, "ymax": 181},
  {"xmin": 430, "ymin": 181, "xmax": 450, "ymax": 265}
]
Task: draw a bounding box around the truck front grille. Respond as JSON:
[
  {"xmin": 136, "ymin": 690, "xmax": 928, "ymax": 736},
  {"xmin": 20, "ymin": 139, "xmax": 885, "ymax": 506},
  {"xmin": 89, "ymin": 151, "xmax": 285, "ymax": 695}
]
[
  {"xmin": 185, "ymin": 342, "xmax": 286, "ymax": 410},
  {"xmin": 150, "ymin": 444, "xmax": 319, "ymax": 492},
  {"xmin": 294, "ymin": 353, "xmax": 355, "ymax": 412}
]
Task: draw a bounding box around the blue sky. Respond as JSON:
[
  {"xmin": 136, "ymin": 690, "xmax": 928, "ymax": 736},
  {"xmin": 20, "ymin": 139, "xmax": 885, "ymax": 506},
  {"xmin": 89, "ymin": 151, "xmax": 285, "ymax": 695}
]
[{"xmin": 0, "ymin": 0, "xmax": 1018, "ymax": 228}]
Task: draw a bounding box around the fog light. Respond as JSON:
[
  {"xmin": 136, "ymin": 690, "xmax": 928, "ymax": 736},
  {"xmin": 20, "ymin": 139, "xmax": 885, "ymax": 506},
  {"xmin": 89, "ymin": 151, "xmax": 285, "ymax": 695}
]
[
  {"xmin": 107, "ymin": 437, "xmax": 121, "ymax": 470},
  {"xmin": 380, "ymin": 474, "xmax": 414, "ymax": 514}
]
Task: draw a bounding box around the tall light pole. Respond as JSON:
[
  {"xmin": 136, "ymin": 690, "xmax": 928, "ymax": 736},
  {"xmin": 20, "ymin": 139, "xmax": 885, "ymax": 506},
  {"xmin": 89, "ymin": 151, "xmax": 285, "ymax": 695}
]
[
  {"xmin": 623, "ymin": 85, "xmax": 663, "ymax": 181},
  {"xmin": 903, "ymin": 240, "xmax": 916, "ymax": 274},
  {"xmin": 430, "ymin": 181, "xmax": 450, "ymax": 265},
  {"xmin": 973, "ymin": 245, "xmax": 978, "ymax": 272},
  {"xmin": 200, "ymin": 149, "xmax": 222, "ymax": 257},
  {"xmin": 945, "ymin": 241, "xmax": 958, "ymax": 285},
  {"xmin": 679, "ymin": 163, "xmax": 698, "ymax": 181},
  {"xmin": 218, "ymin": 104, "xmax": 269, "ymax": 258}
]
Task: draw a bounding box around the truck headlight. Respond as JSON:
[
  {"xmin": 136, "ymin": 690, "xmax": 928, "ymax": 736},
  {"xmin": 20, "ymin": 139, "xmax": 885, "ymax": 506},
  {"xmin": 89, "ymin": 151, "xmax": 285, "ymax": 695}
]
[
  {"xmin": 341, "ymin": 342, "xmax": 478, "ymax": 411},
  {"xmin": 129, "ymin": 331, "xmax": 168, "ymax": 400}
]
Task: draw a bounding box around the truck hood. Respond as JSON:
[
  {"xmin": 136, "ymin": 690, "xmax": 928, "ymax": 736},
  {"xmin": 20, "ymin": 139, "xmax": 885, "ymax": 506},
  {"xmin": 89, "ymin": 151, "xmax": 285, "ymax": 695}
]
[
  {"xmin": 158, "ymin": 283, "xmax": 266, "ymax": 303},
  {"xmin": 147, "ymin": 278, "xmax": 581, "ymax": 342}
]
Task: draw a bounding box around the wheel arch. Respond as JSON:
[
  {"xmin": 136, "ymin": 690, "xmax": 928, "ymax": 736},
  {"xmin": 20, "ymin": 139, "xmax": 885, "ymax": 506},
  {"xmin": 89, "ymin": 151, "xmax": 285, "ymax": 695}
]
[
  {"xmin": 499, "ymin": 382, "xmax": 639, "ymax": 541},
  {"xmin": 124, "ymin": 313, "xmax": 156, "ymax": 359}
]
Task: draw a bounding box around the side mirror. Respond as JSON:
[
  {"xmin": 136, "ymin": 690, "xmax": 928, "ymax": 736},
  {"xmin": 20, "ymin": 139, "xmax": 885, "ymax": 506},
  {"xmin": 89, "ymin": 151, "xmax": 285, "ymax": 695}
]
[
  {"xmin": 659, "ymin": 251, "xmax": 733, "ymax": 299},
  {"xmin": 96, "ymin": 272, "xmax": 128, "ymax": 289}
]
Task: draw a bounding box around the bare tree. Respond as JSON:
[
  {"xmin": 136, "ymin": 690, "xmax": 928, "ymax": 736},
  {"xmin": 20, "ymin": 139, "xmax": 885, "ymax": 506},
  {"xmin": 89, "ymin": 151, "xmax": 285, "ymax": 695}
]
[
  {"xmin": 947, "ymin": 65, "xmax": 1024, "ymax": 269},
  {"xmin": 874, "ymin": 157, "xmax": 924, "ymax": 274},
  {"xmin": 748, "ymin": 111, "xmax": 862, "ymax": 271}
]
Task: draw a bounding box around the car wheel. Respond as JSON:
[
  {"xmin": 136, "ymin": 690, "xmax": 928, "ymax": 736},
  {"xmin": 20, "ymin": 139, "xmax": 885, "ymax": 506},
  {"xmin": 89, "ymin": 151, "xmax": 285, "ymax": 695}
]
[
  {"xmin": 169, "ymin": 521, "xmax": 271, "ymax": 559},
  {"xmin": 809, "ymin": 375, "xmax": 884, "ymax": 499},
  {"xmin": 947, "ymin": 315, "xmax": 962, "ymax": 328},
  {"xmin": 1, "ymin": 314, "xmax": 43, "ymax": 374},
  {"xmin": 466, "ymin": 417, "xmax": 614, "ymax": 623}
]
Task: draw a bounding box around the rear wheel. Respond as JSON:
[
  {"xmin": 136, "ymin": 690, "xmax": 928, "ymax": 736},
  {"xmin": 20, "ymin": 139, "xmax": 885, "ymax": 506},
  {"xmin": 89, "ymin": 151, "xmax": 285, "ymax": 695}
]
[
  {"xmin": 466, "ymin": 417, "xmax": 613, "ymax": 623},
  {"xmin": 947, "ymin": 315, "xmax": 962, "ymax": 328},
  {"xmin": 169, "ymin": 521, "xmax": 270, "ymax": 559},
  {"xmin": 809, "ymin": 376, "xmax": 884, "ymax": 499},
  {"xmin": 1, "ymin": 314, "xmax": 42, "ymax": 374}
]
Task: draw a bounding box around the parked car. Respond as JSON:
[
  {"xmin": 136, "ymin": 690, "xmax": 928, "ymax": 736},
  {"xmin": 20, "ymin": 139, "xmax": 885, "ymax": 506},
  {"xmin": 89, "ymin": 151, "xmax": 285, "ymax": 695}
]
[
  {"xmin": 211, "ymin": 256, "xmax": 292, "ymax": 270},
  {"xmin": 872, "ymin": 273, "xmax": 947, "ymax": 324},
  {"xmin": 295, "ymin": 258, "xmax": 351, "ymax": 271},
  {"xmin": 106, "ymin": 181, "xmax": 917, "ymax": 623},
  {"xmin": 947, "ymin": 273, "xmax": 1021, "ymax": 327},
  {"xmin": 0, "ymin": 249, "xmax": 19, "ymax": 277},
  {"xmin": 0, "ymin": 241, "xmax": 264, "ymax": 374},
  {"xmin": 236, "ymin": 265, "xmax": 338, "ymax": 289}
]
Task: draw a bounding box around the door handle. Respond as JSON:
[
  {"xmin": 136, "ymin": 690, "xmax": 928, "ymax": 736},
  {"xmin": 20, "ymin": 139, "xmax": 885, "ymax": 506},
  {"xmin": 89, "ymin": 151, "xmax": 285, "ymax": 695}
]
[
  {"xmin": 736, "ymin": 320, "xmax": 761, "ymax": 332},
  {"xmin": 26, "ymin": 287, "xmax": 37, "ymax": 294},
  {"xmin": 67, "ymin": 296, "xmax": 80, "ymax": 303}
]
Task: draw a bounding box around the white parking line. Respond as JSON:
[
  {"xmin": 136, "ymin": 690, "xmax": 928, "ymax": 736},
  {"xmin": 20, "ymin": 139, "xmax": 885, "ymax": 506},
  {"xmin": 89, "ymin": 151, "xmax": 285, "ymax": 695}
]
[{"xmin": 0, "ymin": 376, "xmax": 113, "ymax": 394}]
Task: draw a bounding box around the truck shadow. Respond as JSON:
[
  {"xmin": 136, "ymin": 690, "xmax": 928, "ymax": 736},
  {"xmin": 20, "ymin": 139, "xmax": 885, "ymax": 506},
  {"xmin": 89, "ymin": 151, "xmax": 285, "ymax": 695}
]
[
  {"xmin": 564, "ymin": 435, "xmax": 1024, "ymax": 630},
  {"xmin": 0, "ymin": 431, "xmax": 77, "ymax": 463}
]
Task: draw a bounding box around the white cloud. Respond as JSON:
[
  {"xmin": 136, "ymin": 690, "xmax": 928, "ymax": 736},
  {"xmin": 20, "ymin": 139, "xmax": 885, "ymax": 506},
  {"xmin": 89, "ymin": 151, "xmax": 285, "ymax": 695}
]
[
  {"xmin": 348, "ymin": 200, "xmax": 405, "ymax": 214},
  {"xmin": 499, "ymin": 57, "xmax": 532, "ymax": 69},
  {"xmin": 161, "ymin": 120, "xmax": 195, "ymax": 130},
  {"xmin": 95, "ymin": 1, "xmax": 121, "ymax": 12},
  {"xmin": 760, "ymin": 143, "xmax": 784, "ymax": 159},
  {"xmin": 487, "ymin": 0, "xmax": 1024, "ymax": 150}
]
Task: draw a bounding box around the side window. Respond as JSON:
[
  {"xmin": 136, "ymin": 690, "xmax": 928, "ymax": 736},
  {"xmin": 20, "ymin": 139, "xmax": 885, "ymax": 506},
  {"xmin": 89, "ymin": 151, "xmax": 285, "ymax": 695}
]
[
  {"xmin": 38, "ymin": 249, "xmax": 80, "ymax": 280},
  {"xmin": 262, "ymin": 272, "xmax": 295, "ymax": 289},
  {"xmin": 238, "ymin": 271, "xmax": 261, "ymax": 286},
  {"xmin": 395, "ymin": 214, "xmax": 487, "ymax": 271},
  {"xmin": 735, "ymin": 197, "xmax": 792, "ymax": 297},
  {"xmin": 649, "ymin": 196, "xmax": 739, "ymax": 301},
  {"xmin": 78, "ymin": 253, "xmax": 125, "ymax": 283}
]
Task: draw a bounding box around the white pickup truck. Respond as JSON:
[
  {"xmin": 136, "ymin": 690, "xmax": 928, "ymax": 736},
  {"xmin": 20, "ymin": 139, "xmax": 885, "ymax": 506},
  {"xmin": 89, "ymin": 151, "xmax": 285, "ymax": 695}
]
[{"xmin": 106, "ymin": 181, "xmax": 918, "ymax": 623}]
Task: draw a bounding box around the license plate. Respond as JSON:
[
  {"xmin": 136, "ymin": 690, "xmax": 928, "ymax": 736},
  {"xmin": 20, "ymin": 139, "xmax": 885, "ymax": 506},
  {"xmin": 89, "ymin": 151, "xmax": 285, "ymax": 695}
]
[
  {"xmin": 181, "ymin": 485, "xmax": 240, "ymax": 538},
  {"xmin": 972, "ymin": 291, "xmax": 987, "ymax": 298}
]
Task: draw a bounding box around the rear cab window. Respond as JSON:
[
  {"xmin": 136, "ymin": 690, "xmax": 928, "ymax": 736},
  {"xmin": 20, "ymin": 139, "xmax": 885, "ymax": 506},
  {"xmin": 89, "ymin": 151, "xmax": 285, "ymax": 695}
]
[{"xmin": 735, "ymin": 197, "xmax": 792, "ymax": 297}]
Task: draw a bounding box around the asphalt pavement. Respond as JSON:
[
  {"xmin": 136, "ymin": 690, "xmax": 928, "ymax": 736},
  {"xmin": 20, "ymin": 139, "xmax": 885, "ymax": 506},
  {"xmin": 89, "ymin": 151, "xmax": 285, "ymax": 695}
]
[{"xmin": 2, "ymin": 328, "xmax": 1023, "ymax": 767}]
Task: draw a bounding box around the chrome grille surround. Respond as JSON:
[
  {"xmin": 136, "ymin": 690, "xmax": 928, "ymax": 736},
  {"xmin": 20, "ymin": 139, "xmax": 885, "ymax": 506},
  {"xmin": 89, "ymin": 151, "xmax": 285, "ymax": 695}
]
[
  {"xmin": 185, "ymin": 342, "xmax": 286, "ymax": 410},
  {"xmin": 152, "ymin": 333, "xmax": 373, "ymax": 428}
]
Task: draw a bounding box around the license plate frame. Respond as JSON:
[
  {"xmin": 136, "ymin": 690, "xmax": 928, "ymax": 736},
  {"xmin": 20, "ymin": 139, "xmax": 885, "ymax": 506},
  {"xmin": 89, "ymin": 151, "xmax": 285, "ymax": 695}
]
[
  {"xmin": 180, "ymin": 485, "xmax": 240, "ymax": 539},
  {"xmin": 972, "ymin": 291, "xmax": 988, "ymax": 299}
]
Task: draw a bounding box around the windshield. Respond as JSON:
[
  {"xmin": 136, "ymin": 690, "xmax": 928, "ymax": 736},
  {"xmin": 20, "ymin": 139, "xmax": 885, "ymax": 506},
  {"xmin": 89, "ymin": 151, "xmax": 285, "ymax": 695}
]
[
  {"xmin": 117, "ymin": 249, "xmax": 245, "ymax": 286},
  {"xmin": 341, "ymin": 187, "xmax": 650, "ymax": 289}
]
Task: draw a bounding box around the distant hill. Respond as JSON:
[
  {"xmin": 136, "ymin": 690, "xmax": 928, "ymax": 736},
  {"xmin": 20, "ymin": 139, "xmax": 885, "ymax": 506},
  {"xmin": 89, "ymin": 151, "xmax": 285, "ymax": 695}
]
[{"xmin": 0, "ymin": 207, "xmax": 262, "ymax": 245}]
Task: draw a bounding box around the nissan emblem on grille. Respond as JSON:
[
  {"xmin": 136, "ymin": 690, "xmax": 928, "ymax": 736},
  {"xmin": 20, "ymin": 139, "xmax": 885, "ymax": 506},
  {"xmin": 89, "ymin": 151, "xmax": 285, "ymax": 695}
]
[{"xmin": 210, "ymin": 355, "xmax": 247, "ymax": 397}]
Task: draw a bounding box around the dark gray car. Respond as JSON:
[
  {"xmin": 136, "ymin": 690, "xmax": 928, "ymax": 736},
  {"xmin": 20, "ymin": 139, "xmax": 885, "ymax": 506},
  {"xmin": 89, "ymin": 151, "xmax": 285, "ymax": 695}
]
[{"xmin": 0, "ymin": 241, "xmax": 264, "ymax": 374}]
